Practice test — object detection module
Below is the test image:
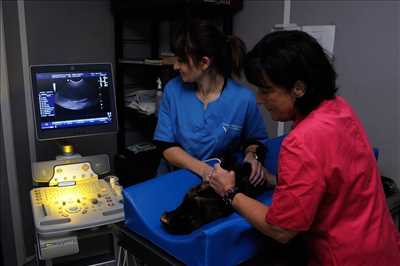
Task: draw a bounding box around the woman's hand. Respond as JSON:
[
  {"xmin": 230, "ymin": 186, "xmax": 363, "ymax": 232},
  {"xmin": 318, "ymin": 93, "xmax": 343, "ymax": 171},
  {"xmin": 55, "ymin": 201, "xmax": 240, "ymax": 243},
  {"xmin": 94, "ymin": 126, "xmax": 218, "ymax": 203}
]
[
  {"xmin": 201, "ymin": 164, "xmax": 215, "ymax": 182},
  {"xmin": 209, "ymin": 164, "xmax": 236, "ymax": 197},
  {"xmin": 243, "ymin": 152, "xmax": 277, "ymax": 186},
  {"xmin": 244, "ymin": 152, "xmax": 266, "ymax": 186}
]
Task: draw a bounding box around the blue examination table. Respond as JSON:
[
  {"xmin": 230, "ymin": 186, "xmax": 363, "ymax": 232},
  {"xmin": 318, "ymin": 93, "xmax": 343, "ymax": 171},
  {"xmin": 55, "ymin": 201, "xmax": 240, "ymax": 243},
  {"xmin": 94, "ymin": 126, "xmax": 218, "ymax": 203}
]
[{"xmin": 120, "ymin": 136, "xmax": 285, "ymax": 266}]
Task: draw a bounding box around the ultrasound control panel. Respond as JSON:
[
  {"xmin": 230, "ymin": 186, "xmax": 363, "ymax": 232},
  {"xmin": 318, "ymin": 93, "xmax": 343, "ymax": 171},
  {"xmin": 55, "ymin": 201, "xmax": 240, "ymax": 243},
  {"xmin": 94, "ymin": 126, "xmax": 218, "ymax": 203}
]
[{"xmin": 30, "ymin": 155, "xmax": 124, "ymax": 237}]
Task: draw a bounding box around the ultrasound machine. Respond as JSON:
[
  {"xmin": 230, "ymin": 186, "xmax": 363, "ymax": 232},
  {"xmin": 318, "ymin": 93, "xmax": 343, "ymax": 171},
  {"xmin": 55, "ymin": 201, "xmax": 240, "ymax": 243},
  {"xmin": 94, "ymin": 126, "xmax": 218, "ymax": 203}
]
[{"xmin": 29, "ymin": 63, "xmax": 123, "ymax": 264}]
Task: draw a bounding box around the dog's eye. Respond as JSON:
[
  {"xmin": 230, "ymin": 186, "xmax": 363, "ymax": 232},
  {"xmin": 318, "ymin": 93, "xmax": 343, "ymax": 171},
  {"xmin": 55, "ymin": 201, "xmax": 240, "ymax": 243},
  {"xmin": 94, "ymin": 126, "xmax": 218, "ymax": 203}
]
[{"xmin": 160, "ymin": 214, "xmax": 170, "ymax": 224}]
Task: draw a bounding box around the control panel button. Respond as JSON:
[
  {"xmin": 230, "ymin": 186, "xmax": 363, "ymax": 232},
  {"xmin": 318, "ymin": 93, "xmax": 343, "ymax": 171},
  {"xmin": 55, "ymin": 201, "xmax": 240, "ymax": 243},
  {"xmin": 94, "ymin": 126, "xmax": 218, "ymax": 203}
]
[
  {"xmin": 82, "ymin": 164, "xmax": 89, "ymax": 172},
  {"xmin": 66, "ymin": 206, "xmax": 81, "ymax": 213}
]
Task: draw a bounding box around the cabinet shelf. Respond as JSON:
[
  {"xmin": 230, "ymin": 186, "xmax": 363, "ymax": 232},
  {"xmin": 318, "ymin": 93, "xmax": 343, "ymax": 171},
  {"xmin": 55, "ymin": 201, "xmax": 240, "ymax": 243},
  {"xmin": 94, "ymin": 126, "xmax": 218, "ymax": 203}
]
[
  {"xmin": 112, "ymin": 0, "xmax": 243, "ymax": 20},
  {"xmin": 124, "ymin": 106, "xmax": 157, "ymax": 120},
  {"xmin": 122, "ymin": 107, "xmax": 158, "ymax": 139},
  {"xmin": 122, "ymin": 38, "xmax": 147, "ymax": 44},
  {"xmin": 118, "ymin": 59, "xmax": 174, "ymax": 67}
]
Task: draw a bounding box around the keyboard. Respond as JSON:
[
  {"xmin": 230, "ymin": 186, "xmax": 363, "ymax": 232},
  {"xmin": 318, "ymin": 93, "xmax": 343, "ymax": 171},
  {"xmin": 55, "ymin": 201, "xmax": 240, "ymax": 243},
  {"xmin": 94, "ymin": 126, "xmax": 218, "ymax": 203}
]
[{"xmin": 31, "ymin": 179, "xmax": 124, "ymax": 236}]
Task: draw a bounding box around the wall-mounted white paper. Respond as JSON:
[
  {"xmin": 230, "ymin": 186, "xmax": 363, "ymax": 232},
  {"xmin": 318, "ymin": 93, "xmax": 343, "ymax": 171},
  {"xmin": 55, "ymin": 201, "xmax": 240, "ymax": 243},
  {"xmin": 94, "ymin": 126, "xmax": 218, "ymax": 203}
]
[
  {"xmin": 301, "ymin": 25, "xmax": 336, "ymax": 56},
  {"xmin": 272, "ymin": 23, "xmax": 301, "ymax": 31}
]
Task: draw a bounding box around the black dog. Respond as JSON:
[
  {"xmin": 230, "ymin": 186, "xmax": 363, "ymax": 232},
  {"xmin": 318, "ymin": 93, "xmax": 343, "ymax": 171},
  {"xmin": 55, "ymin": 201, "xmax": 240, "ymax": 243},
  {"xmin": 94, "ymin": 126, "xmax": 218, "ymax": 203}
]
[{"xmin": 160, "ymin": 146, "xmax": 267, "ymax": 234}]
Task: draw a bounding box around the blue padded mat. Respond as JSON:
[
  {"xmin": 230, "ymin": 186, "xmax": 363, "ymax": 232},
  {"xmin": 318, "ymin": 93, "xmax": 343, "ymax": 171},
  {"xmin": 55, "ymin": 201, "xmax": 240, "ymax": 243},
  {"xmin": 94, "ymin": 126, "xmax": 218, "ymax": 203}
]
[{"xmin": 123, "ymin": 136, "xmax": 285, "ymax": 266}]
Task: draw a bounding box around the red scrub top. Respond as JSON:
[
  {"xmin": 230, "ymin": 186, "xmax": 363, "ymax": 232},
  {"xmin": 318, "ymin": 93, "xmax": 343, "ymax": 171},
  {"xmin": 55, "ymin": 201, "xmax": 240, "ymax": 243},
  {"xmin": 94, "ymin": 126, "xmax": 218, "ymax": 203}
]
[{"xmin": 266, "ymin": 96, "xmax": 400, "ymax": 266}]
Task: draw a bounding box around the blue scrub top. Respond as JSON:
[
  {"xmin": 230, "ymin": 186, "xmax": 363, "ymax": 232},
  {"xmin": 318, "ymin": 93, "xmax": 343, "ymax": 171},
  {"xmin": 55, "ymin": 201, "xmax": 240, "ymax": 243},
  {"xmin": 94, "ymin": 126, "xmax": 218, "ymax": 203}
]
[{"xmin": 154, "ymin": 77, "xmax": 268, "ymax": 160}]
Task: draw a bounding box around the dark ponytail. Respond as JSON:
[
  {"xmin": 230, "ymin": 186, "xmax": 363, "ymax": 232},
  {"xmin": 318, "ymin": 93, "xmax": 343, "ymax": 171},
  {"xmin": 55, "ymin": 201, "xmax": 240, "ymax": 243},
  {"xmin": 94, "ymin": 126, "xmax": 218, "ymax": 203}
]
[
  {"xmin": 172, "ymin": 20, "xmax": 246, "ymax": 79},
  {"xmin": 226, "ymin": 35, "xmax": 246, "ymax": 78}
]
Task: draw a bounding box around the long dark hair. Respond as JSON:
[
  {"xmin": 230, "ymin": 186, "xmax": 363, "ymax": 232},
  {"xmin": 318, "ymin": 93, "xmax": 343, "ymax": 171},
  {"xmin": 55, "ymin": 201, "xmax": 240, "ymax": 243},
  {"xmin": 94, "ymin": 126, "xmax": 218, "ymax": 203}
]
[
  {"xmin": 172, "ymin": 19, "xmax": 246, "ymax": 78},
  {"xmin": 245, "ymin": 30, "xmax": 338, "ymax": 115}
]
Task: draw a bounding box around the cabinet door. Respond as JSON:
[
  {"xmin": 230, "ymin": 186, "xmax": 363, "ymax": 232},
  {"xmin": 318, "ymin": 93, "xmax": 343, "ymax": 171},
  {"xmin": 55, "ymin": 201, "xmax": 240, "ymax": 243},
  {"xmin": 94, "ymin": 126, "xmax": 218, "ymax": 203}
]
[
  {"xmin": 115, "ymin": 18, "xmax": 177, "ymax": 183},
  {"xmin": 117, "ymin": 18, "xmax": 176, "ymax": 140}
]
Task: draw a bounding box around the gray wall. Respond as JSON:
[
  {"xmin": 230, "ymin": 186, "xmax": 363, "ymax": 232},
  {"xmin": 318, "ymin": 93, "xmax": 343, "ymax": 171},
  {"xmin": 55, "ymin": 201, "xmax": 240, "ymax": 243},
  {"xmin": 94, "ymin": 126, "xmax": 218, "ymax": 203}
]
[
  {"xmin": 235, "ymin": 0, "xmax": 284, "ymax": 138},
  {"xmin": 292, "ymin": 0, "xmax": 400, "ymax": 184},
  {"xmin": 235, "ymin": 0, "xmax": 400, "ymax": 184},
  {"xmin": 2, "ymin": 0, "xmax": 36, "ymax": 260},
  {"xmin": 25, "ymin": 0, "xmax": 117, "ymax": 161},
  {"xmin": 0, "ymin": 118, "xmax": 18, "ymax": 266},
  {"xmin": 0, "ymin": 88, "xmax": 18, "ymax": 266}
]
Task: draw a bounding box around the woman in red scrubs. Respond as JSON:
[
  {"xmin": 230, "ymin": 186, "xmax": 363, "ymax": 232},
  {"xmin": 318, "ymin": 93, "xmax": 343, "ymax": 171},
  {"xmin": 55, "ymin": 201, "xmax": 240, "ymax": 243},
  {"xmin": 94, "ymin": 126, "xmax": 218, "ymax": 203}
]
[{"xmin": 210, "ymin": 30, "xmax": 400, "ymax": 266}]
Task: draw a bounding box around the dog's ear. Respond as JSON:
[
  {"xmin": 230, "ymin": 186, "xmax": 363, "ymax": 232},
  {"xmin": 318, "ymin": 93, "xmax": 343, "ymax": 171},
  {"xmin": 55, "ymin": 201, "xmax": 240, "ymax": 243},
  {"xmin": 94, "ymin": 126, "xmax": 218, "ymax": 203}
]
[
  {"xmin": 219, "ymin": 140, "xmax": 242, "ymax": 171},
  {"xmin": 234, "ymin": 162, "xmax": 251, "ymax": 188},
  {"xmin": 197, "ymin": 196, "xmax": 231, "ymax": 222},
  {"xmin": 235, "ymin": 162, "xmax": 267, "ymax": 197},
  {"xmin": 220, "ymin": 153, "xmax": 234, "ymax": 171},
  {"xmin": 240, "ymin": 162, "xmax": 252, "ymax": 178},
  {"xmin": 256, "ymin": 144, "xmax": 267, "ymax": 164}
]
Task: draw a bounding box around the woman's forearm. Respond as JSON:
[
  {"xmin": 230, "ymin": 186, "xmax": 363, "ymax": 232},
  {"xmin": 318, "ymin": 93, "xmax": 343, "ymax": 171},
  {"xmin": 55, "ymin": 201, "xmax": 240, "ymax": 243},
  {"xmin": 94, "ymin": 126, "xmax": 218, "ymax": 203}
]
[
  {"xmin": 163, "ymin": 147, "xmax": 213, "ymax": 180},
  {"xmin": 231, "ymin": 193, "xmax": 297, "ymax": 243}
]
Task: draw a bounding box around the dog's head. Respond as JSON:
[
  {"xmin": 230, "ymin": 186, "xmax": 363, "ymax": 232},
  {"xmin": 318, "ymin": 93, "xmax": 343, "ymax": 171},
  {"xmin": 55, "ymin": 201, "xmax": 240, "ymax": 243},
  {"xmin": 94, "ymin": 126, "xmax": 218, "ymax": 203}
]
[{"xmin": 160, "ymin": 182, "xmax": 231, "ymax": 234}]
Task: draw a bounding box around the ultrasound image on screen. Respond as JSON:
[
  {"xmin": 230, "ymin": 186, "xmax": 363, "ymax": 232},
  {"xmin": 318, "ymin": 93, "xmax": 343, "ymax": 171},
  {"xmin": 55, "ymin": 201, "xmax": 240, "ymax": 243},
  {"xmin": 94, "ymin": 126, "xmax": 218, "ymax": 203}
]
[
  {"xmin": 31, "ymin": 64, "xmax": 117, "ymax": 140},
  {"xmin": 56, "ymin": 77, "xmax": 96, "ymax": 110},
  {"xmin": 35, "ymin": 71, "xmax": 113, "ymax": 129}
]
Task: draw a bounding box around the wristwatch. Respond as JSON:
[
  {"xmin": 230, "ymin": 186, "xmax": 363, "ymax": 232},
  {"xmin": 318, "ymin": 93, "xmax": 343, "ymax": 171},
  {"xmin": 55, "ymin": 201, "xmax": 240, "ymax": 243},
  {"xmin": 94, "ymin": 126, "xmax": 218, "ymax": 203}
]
[
  {"xmin": 247, "ymin": 151, "xmax": 258, "ymax": 161},
  {"xmin": 223, "ymin": 186, "xmax": 240, "ymax": 206}
]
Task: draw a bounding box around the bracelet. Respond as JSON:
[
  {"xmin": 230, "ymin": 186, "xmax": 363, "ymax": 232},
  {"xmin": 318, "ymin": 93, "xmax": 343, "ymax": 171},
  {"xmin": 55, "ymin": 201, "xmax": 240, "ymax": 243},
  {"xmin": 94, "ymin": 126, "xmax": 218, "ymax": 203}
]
[
  {"xmin": 222, "ymin": 186, "xmax": 240, "ymax": 206},
  {"xmin": 205, "ymin": 167, "xmax": 215, "ymax": 182}
]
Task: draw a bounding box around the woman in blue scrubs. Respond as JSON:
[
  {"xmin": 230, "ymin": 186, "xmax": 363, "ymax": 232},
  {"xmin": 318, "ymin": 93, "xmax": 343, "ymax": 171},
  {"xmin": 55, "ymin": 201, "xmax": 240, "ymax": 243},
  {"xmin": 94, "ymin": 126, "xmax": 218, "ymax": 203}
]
[{"xmin": 154, "ymin": 20, "xmax": 269, "ymax": 183}]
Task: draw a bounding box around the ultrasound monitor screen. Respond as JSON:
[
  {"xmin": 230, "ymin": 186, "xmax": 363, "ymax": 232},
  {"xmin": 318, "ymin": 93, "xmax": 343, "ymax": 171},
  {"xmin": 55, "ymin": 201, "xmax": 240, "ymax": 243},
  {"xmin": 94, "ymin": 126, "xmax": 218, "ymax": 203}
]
[{"xmin": 31, "ymin": 64, "xmax": 118, "ymax": 140}]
